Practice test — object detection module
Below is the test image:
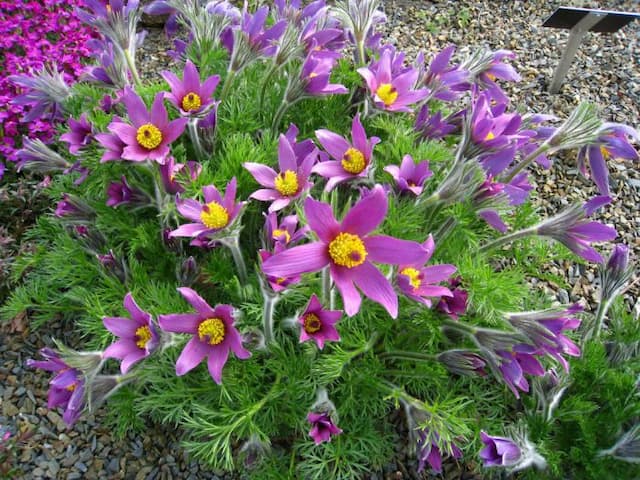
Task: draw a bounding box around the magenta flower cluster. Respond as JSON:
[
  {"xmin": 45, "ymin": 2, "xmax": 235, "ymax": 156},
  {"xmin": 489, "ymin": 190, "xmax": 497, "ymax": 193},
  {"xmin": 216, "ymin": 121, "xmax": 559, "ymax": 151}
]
[{"xmin": 0, "ymin": 0, "xmax": 97, "ymax": 166}]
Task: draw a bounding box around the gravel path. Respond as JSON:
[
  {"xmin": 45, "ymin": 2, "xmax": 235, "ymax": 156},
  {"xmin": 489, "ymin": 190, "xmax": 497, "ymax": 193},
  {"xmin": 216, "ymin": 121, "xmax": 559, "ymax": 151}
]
[{"xmin": 2, "ymin": 1, "xmax": 639, "ymax": 478}]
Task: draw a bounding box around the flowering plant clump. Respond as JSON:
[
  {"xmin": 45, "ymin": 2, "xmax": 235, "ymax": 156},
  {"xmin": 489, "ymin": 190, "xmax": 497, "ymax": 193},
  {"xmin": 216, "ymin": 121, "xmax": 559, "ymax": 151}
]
[
  {"xmin": 3, "ymin": 1, "xmax": 640, "ymax": 479},
  {"xmin": 0, "ymin": 0, "xmax": 97, "ymax": 174}
]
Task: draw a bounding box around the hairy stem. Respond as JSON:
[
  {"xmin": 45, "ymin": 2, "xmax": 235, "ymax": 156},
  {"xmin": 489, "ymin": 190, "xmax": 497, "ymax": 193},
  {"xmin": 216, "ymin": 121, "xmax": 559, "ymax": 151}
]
[
  {"xmin": 187, "ymin": 117, "xmax": 206, "ymax": 161},
  {"xmin": 124, "ymin": 49, "xmax": 142, "ymax": 90},
  {"xmin": 262, "ymin": 293, "xmax": 279, "ymax": 346},
  {"xmin": 478, "ymin": 226, "xmax": 538, "ymax": 254},
  {"xmin": 221, "ymin": 236, "xmax": 248, "ymax": 284}
]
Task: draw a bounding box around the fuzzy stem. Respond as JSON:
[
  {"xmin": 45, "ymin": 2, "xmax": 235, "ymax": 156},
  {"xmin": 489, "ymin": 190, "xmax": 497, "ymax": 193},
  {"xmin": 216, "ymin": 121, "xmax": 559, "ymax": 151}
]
[
  {"xmin": 587, "ymin": 296, "xmax": 615, "ymax": 341},
  {"xmin": 187, "ymin": 117, "xmax": 206, "ymax": 161},
  {"xmin": 262, "ymin": 294, "xmax": 279, "ymax": 346},
  {"xmin": 272, "ymin": 101, "xmax": 292, "ymax": 131},
  {"xmin": 322, "ymin": 267, "xmax": 331, "ymax": 305},
  {"xmin": 258, "ymin": 63, "xmax": 278, "ymax": 111},
  {"xmin": 354, "ymin": 32, "xmax": 366, "ymax": 67},
  {"xmin": 442, "ymin": 318, "xmax": 477, "ymax": 336},
  {"xmin": 221, "ymin": 236, "xmax": 248, "ymax": 284},
  {"xmin": 478, "ymin": 226, "xmax": 538, "ymax": 254},
  {"xmin": 379, "ymin": 350, "xmax": 438, "ymax": 363},
  {"xmin": 124, "ymin": 49, "xmax": 143, "ymax": 90},
  {"xmin": 220, "ymin": 69, "xmax": 237, "ymax": 103},
  {"xmin": 502, "ymin": 143, "xmax": 551, "ymax": 183}
]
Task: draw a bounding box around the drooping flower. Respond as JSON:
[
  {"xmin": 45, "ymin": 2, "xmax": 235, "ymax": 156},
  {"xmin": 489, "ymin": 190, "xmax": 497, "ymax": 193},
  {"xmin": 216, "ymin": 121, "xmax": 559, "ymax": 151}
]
[
  {"xmin": 54, "ymin": 194, "xmax": 95, "ymax": 222},
  {"xmin": 495, "ymin": 345, "xmax": 545, "ymax": 398},
  {"xmin": 313, "ymin": 114, "xmax": 380, "ymax": 191},
  {"xmin": 60, "ymin": 114, "xmax": 94, "ymax": 155},
  {"xmin": 158, "ymin": 287, "xmax": 251, "ymax": 383},
  {"xmin": 162, "ymin": 60, "xmax": 220, "ymax": 116},
  {"xmin": 383, "ymin": 154, "xmax": 433, "ymax": 196},
  {"xmin": 169, "ymin": 178, "xmax": 244, "ymax": 244},
  {"xmin": 396, "ymin": 236, "xmax": 456, "ymax": 306},
  {"xmin": 159, "ymin": 156, "xmax": 202, "ymax": 195},
  {"xmin": 416, "ymin": 429, "xmax": 462, "ymax": 473},
  {"xmin": 9, "ymin": 65, "xmax": 71, "ymax": 122},
  {"xmin": 479, "ymin": 431, "xmax": 522, "ymax": 467},
  {"xmin": 357, "ymin": 48, "xmax": 429, "ymax": 112},
  {"xmin": 437, "ymin": 350, "xmax": 487, "ymax": 377},
  {"xmin": 576, "ymin": 123, "xmax": 639, "ymax": 196},
  {"xmin": 262, "ymin": 185, "xmax": 429, "ymax": 318},
  {"xmin": 299, "ymin": 49, "xmax": 349, "ymax": 97},
  {"xmin": 106, "ymin": 87, "xmax": 187, "ymax": 163},
  {"xmin": 245, "ymin": 135, "xmax": 317, "ymax": 212},
  {"xmin": 284, "ymin": 123, "xmax": 317, "ymax": 166},
  {"xmin": 15, "ymin": 138, "xmax": 71, "ymax": 175},
  {"xmin": 27, "ymin": 348, "xmax": 85, "ymax": 426},
  {"xmin": 436, "ymin": 277, "xmax": 468, "ymax": 320},
  {"xmin": 307, "ymin": 412, "xmax": 342, "ymax": 444},
  {"xmin": 106, "ymin": 176, "xmax": 150, "ymax": 208},
  {"xmin": 103, "ymin": 293, "xmax": 160, "ymax": 373},
  {"xmin": 535, "ymin": 195, "xmax": 617, "ymax": 263},
  {"xmin": 298, "ymin": 294, "xmax": 341, "ymax": 349}
]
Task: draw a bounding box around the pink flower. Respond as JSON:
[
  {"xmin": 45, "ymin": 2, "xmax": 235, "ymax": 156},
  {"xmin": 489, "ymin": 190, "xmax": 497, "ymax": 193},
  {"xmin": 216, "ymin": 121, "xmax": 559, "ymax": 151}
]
[{"xmin": 298, "ymin": 294, "xmax": 341, "ymax": 349}]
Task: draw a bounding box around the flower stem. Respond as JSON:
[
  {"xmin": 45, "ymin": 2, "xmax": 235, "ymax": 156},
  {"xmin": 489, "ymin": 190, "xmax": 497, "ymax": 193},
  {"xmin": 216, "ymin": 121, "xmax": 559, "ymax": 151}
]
[
  {"xmin": 219, "ymin": 69, "xmax": 237, "ymax": 103},
  {"xmin": 586, "ymin": 296, "xmax": 614, "ymax": 341},
  {"xmin": 322, "ymin": 266, "xmax": 331, "ymax": 305},
  {"xmin": 262, "ymin": 293, "xmax": 279, "ymax": 346},
  {"xmin": 478, "ymin": 226, "xmax": 538, "ymax": 254},
  {"xmin": 272, "ymin": 101, "xmax": 291, "ymax": 131},
  {"xmin": 258, "ymin": 63, "xmax": 278, "ymax": 111},
  {"xmin": 124, "ymin": 49, "xmax": 143, "ymax": 90},
  {"xmin": 221, "ymin": 236, "xmax": 248, "ymax": 284},
  {"xmin": 187, "ymin": 117, "xmax": 206, "ymax": 161},
  {"xmin": 502, "ymin": 143, "xmax": 551, "ymax": 183},
  {"xmin": 379, "ymin": 350, "xmax": 438, "ymax": 362}
]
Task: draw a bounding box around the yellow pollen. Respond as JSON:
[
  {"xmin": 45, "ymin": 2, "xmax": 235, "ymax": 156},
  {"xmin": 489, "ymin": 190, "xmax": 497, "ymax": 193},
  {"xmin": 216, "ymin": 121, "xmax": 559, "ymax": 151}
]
[
  {"xmin": 200, "ymin": 201, "xmax": 229, "ymax": 229},
  {"xmin": 106, "ymin": 4, "xmax": 112, "ymax": 12},
  {"xmin": 303, "ymin": 313, "xmax": 322, "ymax": 334},
  {"xmin": 341, "ymin": 147, "xmax": 366, "ymax": 174},
  {"xmin": 308, "ymin": 72, "xmax": 319, "ymax": 78},
  {"xmin": 66, "ymin": 383, "xmax": 76, "ymax": 392},
  {"xmin": 272, "ymin": 229, "xmax": 291, "ymax": 243},
  {"xmin": 485, "ymin": 131, "xmax": 496, "ymax": 141},
  {"xmin": 486, "ymin": 73, "xmax": 497, "ymax": 81},
  {"xmin": 400, "ymin": 267, "xmax": 422, "ymax": 290},
  {"xmin": 197, "ymin": 317, "xmax": 226, "ymax": 345},
  {"xmin": 328, "ymin": 232, "xmax": 367, "ymax": 268},
  {"xmin": 276, "ymin": 277, "xmax": 287, "ymax": 284},
  {"xmin": 135, "ymin": 325, "xmax": 152, "ymax": 350},
  {"xmin": 376, "ymin": 83, "xmax": 398, "ymax": 106},
  {"xmin": 181, "ymin": 92, "xmax": 202, "ymax": 112},
  {"xmin": 274, "ymin": 170, "xmax": 299, "ymax": 196},
  {"xmin": 136, "ymin": 123, "xmax": 163, "ymax": 150},
  {"xmin": 600, "ymin": 146, "xmax": 611, "ymax": 159}
]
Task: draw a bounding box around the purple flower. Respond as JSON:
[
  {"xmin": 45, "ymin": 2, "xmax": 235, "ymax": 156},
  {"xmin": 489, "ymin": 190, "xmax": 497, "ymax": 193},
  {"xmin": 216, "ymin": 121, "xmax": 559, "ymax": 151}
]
[
  {"xmin": 27, "ymin": 348, "xmax": 85, "ymax": 426},
  {"xmin": 106, "ymin": 87, "xmax": 187, "ymax": 163},
  {"xmin": 106, "ymin": 176, "xmax": 149, "ymax": 207},
  {"xmin": 298, "ymin": 294, "xmax": 341, "ymax": 349},
  {"xmin": 284, "ymin": 123, "xmax": 317, "ymax": 166},
  {"xmin": 158, "ymin": 287, "xmax": 251, "ymax": 383},
  {"xmin": 103, "ymin": 293, "xmax": 160, "ymax": 373},
  {"xmin": 313, "ymin": 114, "xmax": 380, "ymax": 191},
  {"xmin": 536, "ymin": 196, "xmax": 617, "ymax": 263},
  {"xmin": 577, "ymin": 123, "xmax": 639, "ymax": 196},
  {"xmin": 245, "ymin": 135, "xmax": 317, "ymax": 212},
  {"xmin": 263, "ymin": 212, "xmax": 309, "ymax": 249},
  {"xmin": 414, "ymin": 105, "xmax": 460, "ymax": 140},
  {"xmin": 54, "ymin": 194, "xmax": 95, "ymax": 222},
  {"xmin": 396, "ymin": 236, "xmax": 456, "ymax": 307},
  {"xmin": 300, "ymin": 49, "xmax": 349, "ymax": 97},
  {"xmin": 417, "ymin": 429, "xmax": 462, "ymax": 473},
  {"xmin": 262, "ymin": 186, "xmax": 429, "ymax": 318},
  {"xmin": 496, "ymin": 345, "xmax": 545, "ymax": 398},
  {"xmin": 95, "ymin": 122, "xmax": 126, "ymax": 163},
  {"xmin": 479, "ymin": 431, "xmax": 522, "ymax": 467},
  {"xmin": 170, "ymin": 178, "xmax": 244, "ymax": 244},
  {"xmin": 159, "ymin": 157, "xmax": 202, "ymax": 195},
  {"xmin": 9, "ymin": 66, "xmax": 71, "ymax": 122},
  {"xmin": 436, "ymin": 277, "xmax": 468, "ymax": 320},
  {"xmin": 420, "ymin": 45, "xmax": 469, "ymax": 102},
  {"xmin": 162, "ymin": 60, "xmax": 220, "ymax": 116},
  {"xmin": 60, "ymin": 114, "xmax": 94, "ymax": 155},
  {"xmin": 383, "ymin": 154, "xmax": 432, "ymax": 196},
  {"xmin": 357, "ymin": 48, "xmax": 429, "ymax": 112},
  {"xmin": 307, "ymin": 412, "xmax": 342, "ymax": 444},
  {"xmin": 437, "ymin": 350, "xmax": 487, "ymax": 377},
  {"xmin": 55, "ymin": 194, "xmax": 82, "ymax": 218},
  {"xmin": 259, "ymin": 248, "xmax": 301, "ymax": 293}
]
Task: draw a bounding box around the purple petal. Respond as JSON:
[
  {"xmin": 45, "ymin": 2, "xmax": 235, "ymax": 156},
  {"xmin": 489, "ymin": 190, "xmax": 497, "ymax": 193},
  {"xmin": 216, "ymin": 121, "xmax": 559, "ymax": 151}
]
[
  {"xmin": 304, "ymin": 197, "xmax": 340, "ymax": 242},
  {"xmin": 176, "ymin": 337, "xmax": 209, "ymax": 376},
  {"xmin": 277, "ymin": 135, "xmax": 297, "ymax": 172},
  {"xmin": 352, "ymin": 262, "xmax": 398, "ymax": 318},
  {"xmin": 365, "ymin": 235, "xmax": 428, "ymax": 265},
  {"xmin": 315, "ymin": 129, "xmax": 349, "ymax": 160},
  {"xmin": 120, "ymin": 350, "xmax": 147, "ymax": 373},
  {"xmin": 103, "ymin": 339, "xmax": 140, "ymax": 361},
  {"xmin": 341, "ymin": 185, "xmax": 387, "ymax": 236},
  {"xmin": 178, "ymin": 287, "xmax": 216, "ymax": 318},
  {"xmin": 262, "ymin": 242, "xmax": 329, "ymax": 278},
  {"xmin": 103, "ymin": 316, "xmax": 138, "ymax": 338},
  {"xmin": 157, "ymin": 313, "xmax": 201, "ymax": 333},
  {"xmin": 123, "ymin": 293, "xmax": 150, "ymax": 324},
  {"xmin": 331, "ymin": 265, "xmax": 361, "ymax": 317},
  {"xmin": 244, "ymin": 162, "xmax": 276, "ymax": 188},
  {"xmin": 207, "ymin": 347, "xmax": 229, "ymax": 384}
]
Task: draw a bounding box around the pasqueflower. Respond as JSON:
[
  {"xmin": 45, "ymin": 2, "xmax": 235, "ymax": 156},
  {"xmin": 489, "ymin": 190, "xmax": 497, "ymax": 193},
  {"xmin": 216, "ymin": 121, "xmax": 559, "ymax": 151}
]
[
  {"xmin": 106, "ymin": 87, "xmax": 187, "ymax": 163},
  {"xmin": 245, "ymin": 134, "xmax": 317, "ymax": 212},
  {"xmin": 103, "ymin": 293, "xmax": 160, "ymax": 373},
  {"xmin": 106, "ymin": 176, "xmax": 149, "ymax": 207},
  {"xmin": 158, "ymin": 287, "xmax": 251, "ymax": 383},
  {"xmin": 298, "ymin": 294, "xmax": 341, "ymax": 349},
  {"xmin": 60, "ymin": 114, "xmax": 94, "ymax": 155},
  {"xmin": 159, "ymin": 156, "xmax": 202, "ymax": 195},
  {"xmin": 263, "ymin": 212, "xmax": 308, "ymax": 249},
  {"xmin": 262, "ymin": 185, "xmax": 428, "ymax": 318},
  {"xmin": 27, "ymin": 348, "xmax": 85, "ymax": 426},
  {"xmin": 170, "ymin": 178, "xmax": 244, "ymax": 243},
  {"xmin": 479, "ymin": 431, "xmax": 522, "ymax": 467},
  {"xmin": 383, "ymin": 154, "xmax": 432, "ymax": 196},
  {"xmin": 307, "ymin": 412, "xmax": 342, "ymax": 444},
  {"xmin": 313, "ymin": 114, "xmax": 380, "ymax": 191},
  {"xmin": 162, "ymin": 60, "xmax": 220, "ymax": 116}
]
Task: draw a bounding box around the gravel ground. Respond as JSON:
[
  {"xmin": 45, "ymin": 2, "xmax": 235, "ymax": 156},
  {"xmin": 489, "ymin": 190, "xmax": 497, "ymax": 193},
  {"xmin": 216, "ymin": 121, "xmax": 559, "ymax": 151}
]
[{"xmin": 2, "ymin": 1, "xmax": 639, "ymax": 478}]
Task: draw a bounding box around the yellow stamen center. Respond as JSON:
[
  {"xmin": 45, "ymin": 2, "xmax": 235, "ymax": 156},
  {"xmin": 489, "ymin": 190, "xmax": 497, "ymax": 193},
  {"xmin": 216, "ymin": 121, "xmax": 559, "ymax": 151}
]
[
  {"xmin": 135, "ymin": 325, "xmax": 152, "ymax": 350},
  {"xmin": 181, "ymin": 92, "xmax": 202, "ymax": 112},
  {"xmin": 376, "ymin": 83, "xmax": 398, "ymax": 106},
  {"xmin": 275, "ymin": 277, "xmax": 287, "ymax": 285},
  {"xmin": 400, "ymin": 267, "xmax": 422, "ymax": 290},
  {"xmin": 197, "ymin": 317, "xmax": 226, "ymax": 345},
  {"xmin": 136, "ymin": 123, "xmax": 163, "ymax": 150},
  {"xmin": 600, "ymin": 146, "xmax": 611, "ymax": 159},
  {"xmin": 484, "ymin": 131, "xmax": 495, "ymax": 141},
  {"xmin": 341, "ymin": 147, "xmax": 366, "ymax": 174},
  {"xmin": 274, "ymin": 170, "xmax": 299, "ymax": 196},
  {"xmin": 328, "ymin": 232, "xmax": 367, "ymax": 268},
  {"xmin": 66, "ymin": 383, "xmax": 76, "ymax": 392},
  {"xmin": 303, "ymin": 313, "xmax": 322, "ymax": 334},
  {"xmin": 308, "ymin": 72, "xmax": 319, "ymax": 79},
  {"xmin": 200, "ymin": 201, "xmax": 229, "ymax": 229},
  {"xmin": 272, "ymin": 229, "xmax": 291, "ymax": 243},
  {"xmin": 486, "ymin": 73, "xmax": 497, "ymax": 81}
]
